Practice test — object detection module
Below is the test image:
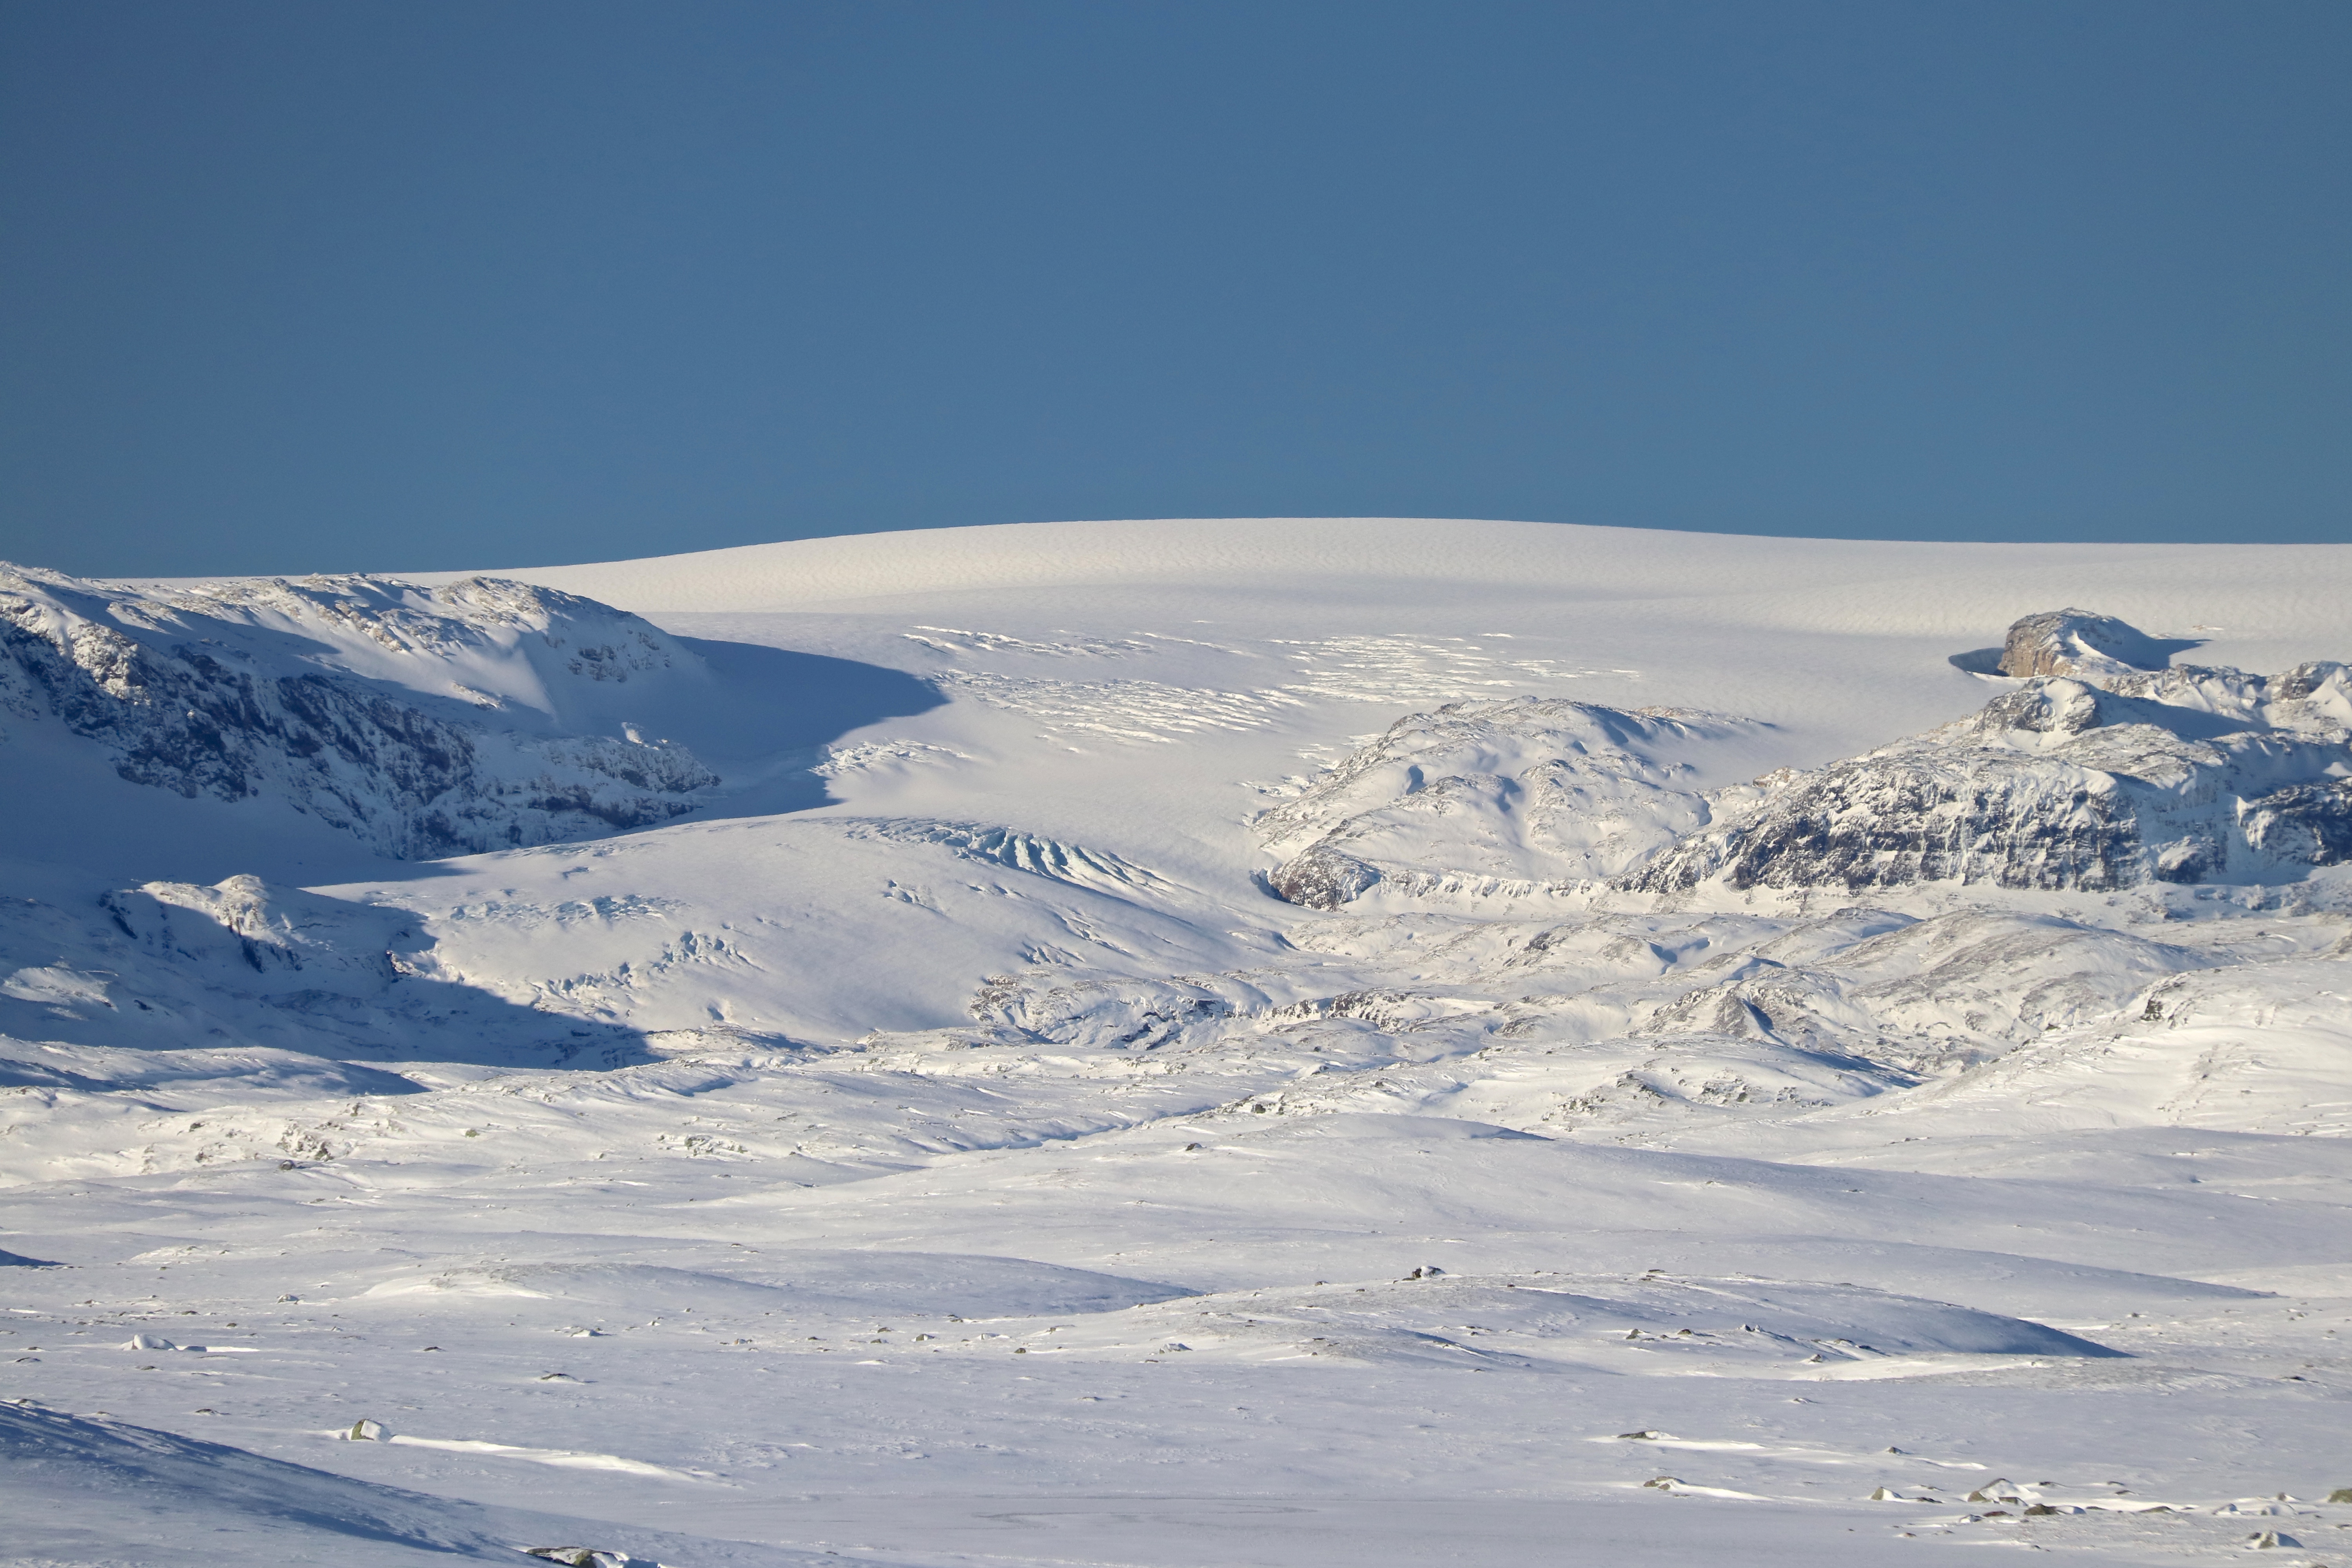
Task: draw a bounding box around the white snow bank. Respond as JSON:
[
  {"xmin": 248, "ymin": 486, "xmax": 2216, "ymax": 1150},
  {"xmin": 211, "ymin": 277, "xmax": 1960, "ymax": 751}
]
[{"xmin": 0, "ymin": 1401, "xmax": 848, "ymax": 1565}]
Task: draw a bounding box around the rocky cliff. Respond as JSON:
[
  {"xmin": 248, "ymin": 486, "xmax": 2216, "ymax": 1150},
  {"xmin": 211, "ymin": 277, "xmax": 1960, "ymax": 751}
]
[
  {"xmin": 1631, "ymin": 613, "xmax": 2352, "ymax": 894},
  {"xmin": 0, "ymin": 566, "xmax": 720, "ymax": 858}
]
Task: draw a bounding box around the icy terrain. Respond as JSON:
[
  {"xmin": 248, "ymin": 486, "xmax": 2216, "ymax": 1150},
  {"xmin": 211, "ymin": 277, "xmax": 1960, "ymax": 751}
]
[{"xmin": 4, "ymin": 517, "xmax": 2352, "ymax": 1567}]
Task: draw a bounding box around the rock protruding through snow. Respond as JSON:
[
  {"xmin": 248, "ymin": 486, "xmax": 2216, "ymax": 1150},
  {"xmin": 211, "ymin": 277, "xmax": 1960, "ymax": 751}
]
[
  {"xmin": 1632, "ymin": 612, "xmax": 2352, "ymax": 893},
  {"xmin": 0, "ymin": 564, "xmax": 720, "ymax": 857},
  {"xmin": 1996, "ymin": 608, "xmax": 2181, "ymax": 679}
]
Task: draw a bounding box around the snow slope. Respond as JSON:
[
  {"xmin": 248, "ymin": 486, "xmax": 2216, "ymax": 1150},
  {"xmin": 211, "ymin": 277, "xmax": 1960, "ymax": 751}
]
[{"xmin": 7, "ymin": 516, "xmax": 2352, "ymax": 1567}]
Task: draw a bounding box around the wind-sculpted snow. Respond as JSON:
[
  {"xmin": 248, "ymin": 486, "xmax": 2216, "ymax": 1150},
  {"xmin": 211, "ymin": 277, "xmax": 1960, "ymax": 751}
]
[
  {"xmin": 1099, "ymin": 1270, "xmax": 2122, "ymax": 1366},
  {"xmin": 909, "ymin": 632, "xmax": 1631, "ymax": 746},
  {"xmin": 12, "ymin": 530, "xmax": 2352, "ymax": 1567},
  {"xmin": 102, "ymin": 874, "xmax": 414, "ymax": 998},
  {"xmin": 0, "ymin": 873, "xmax": 669, "ymax": 1109},
  {"xmin": 937, "ymin": 667, "xmax": 1307, "ymax": 741},
  {"xmin": 0, "ymin": 564, "xmax": 719, "ymax": 857},
  {"xmin": 843, "ymin": 818, "xmax": 1183, "ymax": 894},
  {"xmin": 361, "ymin": 1250, "xmax": 1191, "ymax": 1318},
  {"xmin": 0, "ymin": 1401, "xmax": 857, "ymax": 1566}
]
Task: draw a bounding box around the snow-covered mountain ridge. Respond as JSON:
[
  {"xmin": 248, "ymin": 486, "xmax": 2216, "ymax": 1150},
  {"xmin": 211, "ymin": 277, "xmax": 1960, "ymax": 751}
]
[
  {"xmin": 1259, "ymin": 608, "xmax": 2352, "ymax": 908},
  {"xmin": 0, "ymin": 564, "xmax": 721, "ymax": 857},
  {"xmin": 1258, "ymin": 699, "xmax": 1766, "ymax": 908},
  {"xmin": 1637, "ymin": 612, "xmax": 2352, "ymax": 894}
]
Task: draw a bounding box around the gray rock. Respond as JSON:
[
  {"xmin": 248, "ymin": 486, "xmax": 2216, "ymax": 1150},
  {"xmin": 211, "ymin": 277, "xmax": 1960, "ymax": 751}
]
[
  {"xmin": 1631, "ymin": 618, "xmax": 2352, "ymax": 894},
  {"xmin": 1997, "ymin": 608, "xmax": 2175, "ymax": 678},
  {"xmin": 0, "ymin": 564, "xmax": 718, "ymax": 858},
  {"xmin": 1268, "ymin": 844, "xmax": 1385, "ymax": 909}
]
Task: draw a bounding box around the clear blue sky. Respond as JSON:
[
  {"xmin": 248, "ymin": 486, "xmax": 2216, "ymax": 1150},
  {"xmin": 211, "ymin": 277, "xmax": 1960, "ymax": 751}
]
[{"xmin": 3, "ymin": 1, "xmax": 2346, "ymax": 576}]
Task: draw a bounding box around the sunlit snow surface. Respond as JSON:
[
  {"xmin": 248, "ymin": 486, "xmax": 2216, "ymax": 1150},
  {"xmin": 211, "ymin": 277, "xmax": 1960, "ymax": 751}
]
[{"xmin": 6, "ymin": 518, "xmax": 2352, "ymax": 1566}]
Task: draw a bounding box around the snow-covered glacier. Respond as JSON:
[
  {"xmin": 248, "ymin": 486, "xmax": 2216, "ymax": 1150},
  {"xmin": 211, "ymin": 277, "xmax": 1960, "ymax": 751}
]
[{"xmin": 5, "ymin": 519, "xmax": 2352, "ymax": 1568}]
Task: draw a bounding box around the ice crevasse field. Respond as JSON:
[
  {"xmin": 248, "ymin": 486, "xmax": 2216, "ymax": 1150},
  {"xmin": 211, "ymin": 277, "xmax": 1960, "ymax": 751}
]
[{"xmin": 3, "ymin": 516, "xmax": 2352, "ymax": 1567}]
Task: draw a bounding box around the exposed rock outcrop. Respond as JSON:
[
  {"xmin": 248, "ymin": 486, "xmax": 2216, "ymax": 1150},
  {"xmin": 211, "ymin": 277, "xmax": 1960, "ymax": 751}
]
[
  {"xmin": 1631, "ymin": 613, "xmax": 2352, "ymax": 894},
  {"xmin": 0, "ymin": 564, "xmax": 719, "ymax": 858},
  {"xmin": 1997, "ymin": 608, "xmax": 2176, "ymax": 679}
]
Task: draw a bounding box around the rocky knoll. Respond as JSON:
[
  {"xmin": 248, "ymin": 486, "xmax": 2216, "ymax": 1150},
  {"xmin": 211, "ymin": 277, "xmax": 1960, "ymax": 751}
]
[
  {"xmin": 1632, "ymin": 611, "xmax": 2352, "ymax": 894},
  {"xmin": 1259, "ymin": 698, "xmax": 1754, "ymax": 908},
  {"xmin": 1996, "ymin": 607, "xmax": 2180, "ymax": 679},
  {"xmin": 1259, "ymin": 612, "xmax": 2352, "ymax": 907},
  {"xmin": 0, "ymin": 566, "xmax": 719, "ymax": 858}
]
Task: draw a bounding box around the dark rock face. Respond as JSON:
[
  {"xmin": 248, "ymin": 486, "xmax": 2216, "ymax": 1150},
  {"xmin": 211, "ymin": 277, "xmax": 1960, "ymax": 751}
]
[
  {"xmin": 1632, "ymin": 756, "xmax": 2144, "ymax": 894},
  {"xmin": 1267, "ymin": 844, "xmax": 1385, "ymax": 909},
  {"xmin": 1253, "ymin": 611, "xmax": 2348, "ymax": 904},
  {"xmin": 0, "ymin": 566, "xmax": 720, "ymax": 859},
  {"xmin": 2277, "ymin": 661, "xmax": 2345, "ymax": 701},
  {"xmin": 1973, "ymin": 682, "xmax": 2105, "ymax": 735},
  {"xmin": 1997, "ymin": 608, "xmax": 2174, "ymax": 679},
  {"xmin": 1630, "ymin": 613, "xmax": 2352, "ymax": 895},
  {"xmin": 2240, "ymin": 780, "xmax": 2352, "ymax": 866},
  {"xmin": 1262, "ymin": 628, "xmax": 2352, "ymax": 906}
]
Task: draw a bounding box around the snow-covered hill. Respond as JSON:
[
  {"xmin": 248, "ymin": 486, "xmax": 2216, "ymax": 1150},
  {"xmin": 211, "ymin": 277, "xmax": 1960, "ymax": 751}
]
[
  {"xmin": 0, "ymin": 565, "xmax": 724, "ymax": 857},
  {"xmin": 7, "ymin": 519, "xmax": 2352, "ymax": 1567},
  {"xmin": 1634, "ymin": 633, "xmax": 2352, "ymax": 894}
]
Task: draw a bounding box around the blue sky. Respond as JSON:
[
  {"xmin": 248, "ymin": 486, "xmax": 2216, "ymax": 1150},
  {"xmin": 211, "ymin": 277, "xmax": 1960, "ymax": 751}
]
[{"xmin": 2, "ymin": 0, "xmax": 2346, "ymax": 575}]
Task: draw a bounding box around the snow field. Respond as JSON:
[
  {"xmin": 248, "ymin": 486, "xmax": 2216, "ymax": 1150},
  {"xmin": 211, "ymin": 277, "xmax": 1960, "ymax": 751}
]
[{"xmin": 5, "ymin": 518, "xmax": 2352, "ymax": 1564}]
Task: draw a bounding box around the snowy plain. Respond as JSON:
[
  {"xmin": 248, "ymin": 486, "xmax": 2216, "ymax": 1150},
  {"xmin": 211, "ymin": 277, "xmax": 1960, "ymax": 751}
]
[{"xmin": 3, "ymin": 516, "xmax": 2352, "ymax": 1566}]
